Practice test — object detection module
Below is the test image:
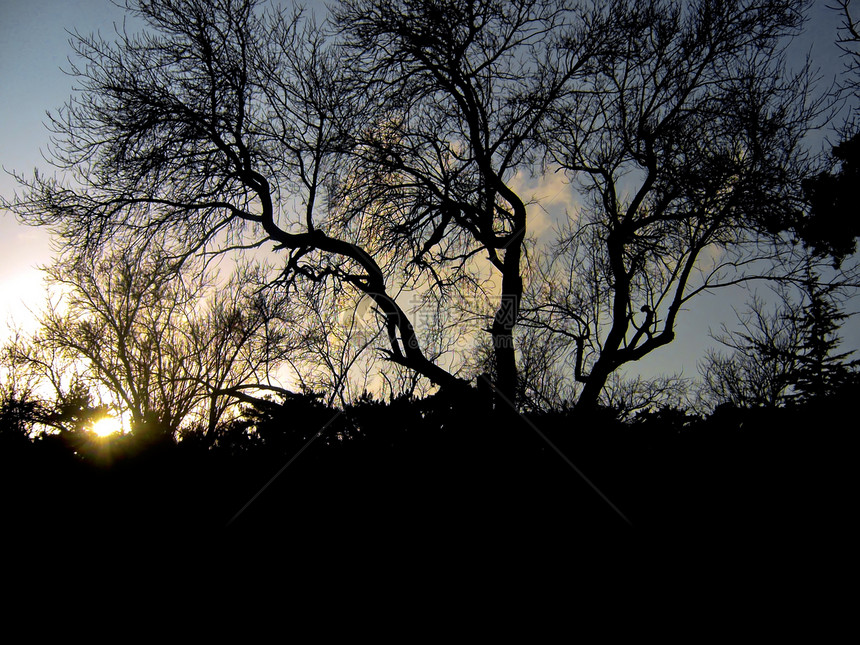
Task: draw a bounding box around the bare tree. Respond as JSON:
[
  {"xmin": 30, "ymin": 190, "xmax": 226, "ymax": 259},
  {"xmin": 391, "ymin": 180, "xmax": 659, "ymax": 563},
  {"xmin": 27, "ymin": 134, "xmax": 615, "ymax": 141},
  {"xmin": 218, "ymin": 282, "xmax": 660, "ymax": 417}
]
[
  {"xmin": 180, "ymin": 262, "xmax": 300, "ymax": 436},
  {"xmin": 4, "ymin": 0, "xmax": 467, "ymax": 397},
  {"xmin": 328, "ymin": 0, "xmax": 626, "ymax": 403},
  {"xmin": 598, "ymin": 372, "xmax": 692, "ymax": 421},
  {"xmin": 531, "ymin": 0, "xmax": 836, "ymax": 410},
  {"xmin": 698, "ymin": 292, "xmax": 803, "ymax": 409},
  {"xmin": 278, "ymin": 281, "xmax": 385, "ymax": 407},
  {"xmin": 698, "ymin": 264, "xmax": 859, "ymax": 409},
  {"xmin": 33, "ymin": 250, "xmax": 201, "ymax": 436},
  {"xmin": 1, "ymin": 329, "xmax": 103, "ymax": 437},
  {"xmin": 4, "ymin": 0, "xmax": 850, "ymax": 414},
  {"xmin": 14, "ymin": 249, "xmax": 298, "ymax": 442},
  {"xmin": 332, "ymin": 0, "xmax": 849, "ymax": 411},
  {"xmin": 830, "ymin": 0, "xmax": 860, "ymax": 100}
]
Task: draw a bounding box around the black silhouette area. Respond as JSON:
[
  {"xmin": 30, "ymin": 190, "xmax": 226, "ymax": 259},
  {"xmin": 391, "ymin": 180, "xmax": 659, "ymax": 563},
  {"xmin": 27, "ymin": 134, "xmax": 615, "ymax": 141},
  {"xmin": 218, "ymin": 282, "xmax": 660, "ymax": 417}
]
[
  {"xmin": 0, "ymin": 382, "xmax": 856, "ymax": 547},
  {"xmin": 1, "ymin": 0, "xmax": 859, "ymax": 552}
]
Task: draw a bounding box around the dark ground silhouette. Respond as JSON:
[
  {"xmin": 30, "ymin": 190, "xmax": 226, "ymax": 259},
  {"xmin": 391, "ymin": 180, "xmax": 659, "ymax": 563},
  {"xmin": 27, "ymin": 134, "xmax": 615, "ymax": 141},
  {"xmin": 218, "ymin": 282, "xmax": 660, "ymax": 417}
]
[{"xmin": 2, "ymin": 381, "xmax": 854, "ymax": 549}]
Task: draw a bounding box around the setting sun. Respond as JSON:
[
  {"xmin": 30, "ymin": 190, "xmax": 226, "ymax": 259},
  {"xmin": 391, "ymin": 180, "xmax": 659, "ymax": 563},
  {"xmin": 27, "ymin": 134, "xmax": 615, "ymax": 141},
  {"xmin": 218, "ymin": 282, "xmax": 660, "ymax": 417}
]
[{"xmin": 90, "ymin": 416, "xmax": 122, "ymax": 437}]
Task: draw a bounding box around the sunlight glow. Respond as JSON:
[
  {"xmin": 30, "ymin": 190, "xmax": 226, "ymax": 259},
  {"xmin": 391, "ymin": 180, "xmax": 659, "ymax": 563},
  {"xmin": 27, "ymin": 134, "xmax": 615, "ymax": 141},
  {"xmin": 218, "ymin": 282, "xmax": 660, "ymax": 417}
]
[{"xmin": 90, "ymin": 416, "xmax": 122, "ymax": 437}]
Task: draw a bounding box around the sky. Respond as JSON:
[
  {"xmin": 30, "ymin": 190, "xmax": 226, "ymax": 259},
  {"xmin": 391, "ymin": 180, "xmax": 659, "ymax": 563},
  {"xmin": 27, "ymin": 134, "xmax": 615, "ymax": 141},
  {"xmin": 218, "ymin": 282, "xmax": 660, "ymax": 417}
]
[{"xmin": 1, "ymin": 0, "xmax": 859, "ymax": 386}]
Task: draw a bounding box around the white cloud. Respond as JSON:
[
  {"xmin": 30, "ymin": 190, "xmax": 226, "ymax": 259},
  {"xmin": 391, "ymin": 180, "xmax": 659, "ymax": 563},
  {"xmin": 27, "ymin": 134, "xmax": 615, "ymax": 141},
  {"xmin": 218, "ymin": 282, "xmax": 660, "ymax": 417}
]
[{"xmin": 508, "ymin": 165, "xmax": 580, "ymax": 241}]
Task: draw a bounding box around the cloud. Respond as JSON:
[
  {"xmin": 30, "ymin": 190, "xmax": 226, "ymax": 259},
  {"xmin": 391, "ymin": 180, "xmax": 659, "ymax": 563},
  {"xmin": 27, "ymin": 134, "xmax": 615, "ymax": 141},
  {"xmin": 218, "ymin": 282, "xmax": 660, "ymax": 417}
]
[{"xmin": 508, "ymin": 165, "xmax": 580, "ymax": 241}]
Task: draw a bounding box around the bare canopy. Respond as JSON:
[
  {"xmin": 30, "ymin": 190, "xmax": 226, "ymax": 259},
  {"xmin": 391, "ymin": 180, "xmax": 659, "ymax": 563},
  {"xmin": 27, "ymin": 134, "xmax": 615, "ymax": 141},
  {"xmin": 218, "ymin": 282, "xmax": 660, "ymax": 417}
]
[{"xmin": 4, "ymin": 0, "xmax": 841, "ymax": 411}]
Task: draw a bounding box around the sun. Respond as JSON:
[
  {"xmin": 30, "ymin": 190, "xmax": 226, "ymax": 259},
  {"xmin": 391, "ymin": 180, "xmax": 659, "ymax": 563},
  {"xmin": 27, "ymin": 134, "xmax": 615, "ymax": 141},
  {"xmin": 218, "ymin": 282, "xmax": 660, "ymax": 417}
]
[{"xmin": 90, "ymin": 416, "xmax": 122, "ymax": 437}]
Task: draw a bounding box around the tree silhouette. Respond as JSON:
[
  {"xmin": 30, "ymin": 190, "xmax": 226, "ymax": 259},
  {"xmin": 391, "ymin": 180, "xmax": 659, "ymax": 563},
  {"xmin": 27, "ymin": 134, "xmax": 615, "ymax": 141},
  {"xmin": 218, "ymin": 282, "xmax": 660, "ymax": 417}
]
[
  {"xmin": 830, "ymin": 0, "xmax": 860, "ymax": 100},
  {"xmin": 527, "ymin": 0, "xmax": 831, "ymax": 410},
  {"xmin": 12, "ymin": 249, "xmax": 299, "ymax": 443},
  {"xmin": 799, "ymin": 133, "xmax": 860, "ymax": 264},
  {"xmin": 3, "ymin": 0, "xmax": 854, "ymax": 412},
  {"xmin": 784, "ymin": 1, "xmax": 860, "ymax": 264},
  {"xmin": 0, "ymin": 387, "xmax": 41, "ymax": 443},
  {"xmin": 323, "ymin": 0, "xmax": 833, "ymax": 409},
  {"xmin": 5, "ymin": 0, "xmax": 468, "ymax": 398},
  {"xmin": 2, "ymin": 329, "xmax": 106, "ymax": 436},
  {"xmin": 698, "ymin": 265, "xmax": 859, "ymax": 409},
  {"xmin": 785, "ymin": 268, "xmax": 859, "ymax": 402},
  {"xmin": 328, "ymin": 0, "xmax": 622, "ymax": 403},
  {"xmin": 698, "ymin": 292, "xmax": 803, "ymax": 408}
]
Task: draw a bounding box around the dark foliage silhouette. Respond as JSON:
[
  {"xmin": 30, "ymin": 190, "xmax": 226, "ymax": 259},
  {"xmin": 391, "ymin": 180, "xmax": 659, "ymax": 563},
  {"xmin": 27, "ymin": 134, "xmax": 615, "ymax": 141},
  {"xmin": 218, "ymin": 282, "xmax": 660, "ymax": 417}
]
[
  {"xmin": 2, "ymin": 381, "xmax": 855, "ymax": 543},
  {"xmin": 799, "ymin": 133, "xmax": 860, "ymax": 264}
]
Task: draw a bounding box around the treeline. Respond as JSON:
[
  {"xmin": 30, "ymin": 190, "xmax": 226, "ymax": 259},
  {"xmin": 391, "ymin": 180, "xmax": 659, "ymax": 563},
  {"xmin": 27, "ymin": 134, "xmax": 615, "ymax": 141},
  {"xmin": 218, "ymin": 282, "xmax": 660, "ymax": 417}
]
[{"xmin": 2, "ymin": 380, "xmax": 855, "ymax": 539}]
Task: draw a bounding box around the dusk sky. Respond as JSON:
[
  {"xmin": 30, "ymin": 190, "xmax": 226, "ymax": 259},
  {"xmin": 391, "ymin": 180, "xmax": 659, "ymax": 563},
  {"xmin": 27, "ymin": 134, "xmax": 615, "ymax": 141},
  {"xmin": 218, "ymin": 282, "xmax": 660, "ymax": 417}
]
[{"xmin": 2, "ymin": 0, "xmax": 858, "ymax": 383}]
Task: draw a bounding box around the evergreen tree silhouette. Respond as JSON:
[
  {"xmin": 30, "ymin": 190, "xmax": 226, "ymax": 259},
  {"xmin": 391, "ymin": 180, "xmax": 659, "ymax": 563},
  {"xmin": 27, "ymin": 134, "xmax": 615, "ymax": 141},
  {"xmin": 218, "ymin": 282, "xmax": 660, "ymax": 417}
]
[{"xmin": 786, "ymin": 269, "xmax": 858, "ymax": 403}]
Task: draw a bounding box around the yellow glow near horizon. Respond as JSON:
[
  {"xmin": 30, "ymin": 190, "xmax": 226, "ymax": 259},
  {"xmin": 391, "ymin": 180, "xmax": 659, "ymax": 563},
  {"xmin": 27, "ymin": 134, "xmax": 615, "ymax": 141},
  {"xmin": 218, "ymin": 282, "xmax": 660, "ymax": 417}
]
[{"xmin": 90, "ymin": 416, "xmax": 122, "ymax": 437}]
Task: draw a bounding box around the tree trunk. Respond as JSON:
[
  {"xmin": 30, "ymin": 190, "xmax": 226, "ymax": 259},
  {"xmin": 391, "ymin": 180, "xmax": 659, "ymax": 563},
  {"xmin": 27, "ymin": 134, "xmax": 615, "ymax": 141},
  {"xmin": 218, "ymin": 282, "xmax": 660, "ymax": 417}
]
[
  {"xmin": 491, "ymin": 247, "xmax": 523, "ymax": 406},
  {"xmin": 575, "ymin": 363, "xmax": 612, "ymax": 413}
]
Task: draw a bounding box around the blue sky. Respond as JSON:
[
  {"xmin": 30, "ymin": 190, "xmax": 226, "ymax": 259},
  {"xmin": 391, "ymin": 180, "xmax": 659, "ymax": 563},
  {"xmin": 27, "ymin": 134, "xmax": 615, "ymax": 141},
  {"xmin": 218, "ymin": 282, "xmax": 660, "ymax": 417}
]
[{"xmin": 1, "ymin": 0, "xmax": 858, "ymax": 384}]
